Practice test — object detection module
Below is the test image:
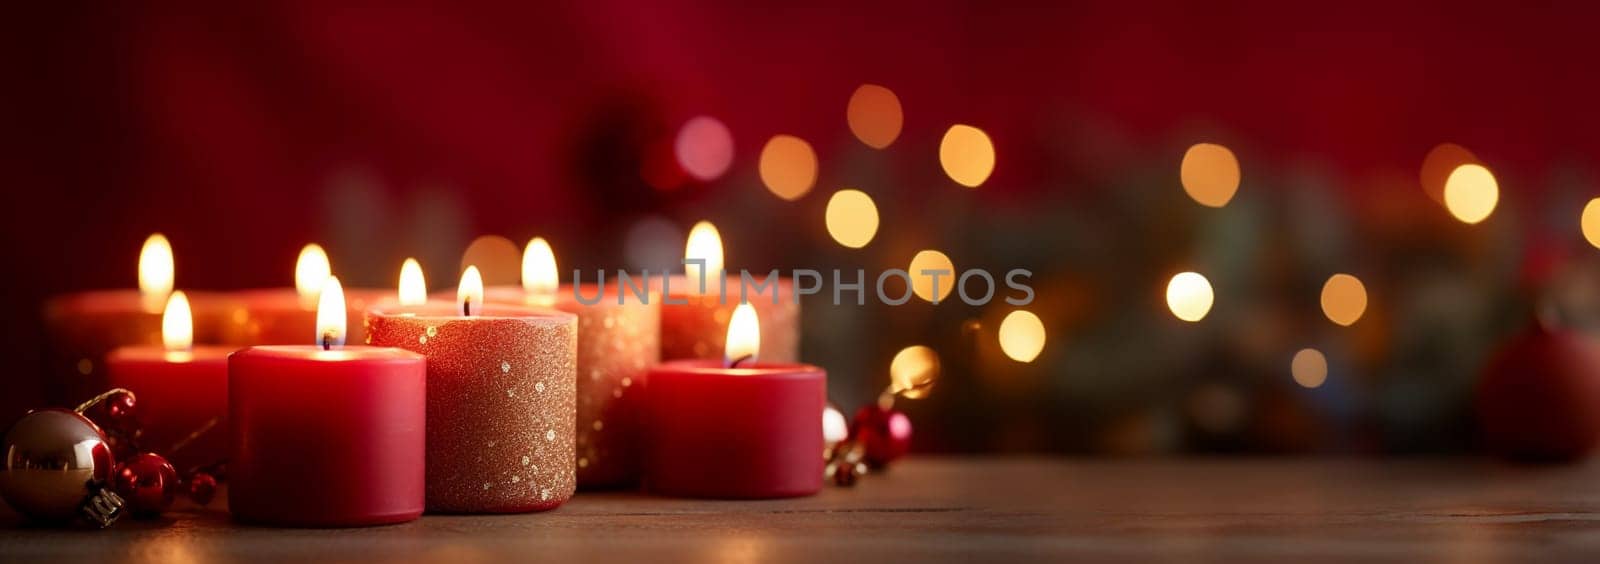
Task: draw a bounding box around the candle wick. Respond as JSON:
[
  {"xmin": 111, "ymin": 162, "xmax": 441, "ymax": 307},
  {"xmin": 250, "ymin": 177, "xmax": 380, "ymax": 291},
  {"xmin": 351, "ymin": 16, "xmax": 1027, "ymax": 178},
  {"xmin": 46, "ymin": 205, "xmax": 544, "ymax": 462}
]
[
  {"xmin": 727, "ymin": 353, "xmax": 754, "ymax": 368},
  {"xmin": 322, "ymin": 332, "xmax": 333, "ymax": 351},
  {"xmin": 463, "ymin": 301, "xmax": 471, "ymax": 317}
]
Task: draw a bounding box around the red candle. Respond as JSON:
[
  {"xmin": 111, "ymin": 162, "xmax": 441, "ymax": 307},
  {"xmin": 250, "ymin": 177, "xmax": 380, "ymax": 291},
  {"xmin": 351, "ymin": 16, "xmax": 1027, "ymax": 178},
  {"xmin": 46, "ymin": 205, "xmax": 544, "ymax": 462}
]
[
  {"xmin": 43, "ymin": 234, "xmax": 239, "ymax": 405},
  {"xmin": 659, "ymin": 221, "xmax": 799, "ymax": 362},
  {"xmin": 228, "ymin": 277, "xmax": 426, "ymax": 527},
  {"xmin": 105, "ymin": 291, "xmax": 231, "ymax": 471},
  {"xmin": 219, "ymin": 244, "xmax": 383, "ymax": 346},
  {"xmin": 368, "ymin": 266, "xmax": 578, "ymax": 513},
  {"xmin": 476, "ymin": 238, "xmax": 660, "ymax": 489},
  {"xmin": 645, "ymin": 304, "xmax": 825, "ymax": 499}
]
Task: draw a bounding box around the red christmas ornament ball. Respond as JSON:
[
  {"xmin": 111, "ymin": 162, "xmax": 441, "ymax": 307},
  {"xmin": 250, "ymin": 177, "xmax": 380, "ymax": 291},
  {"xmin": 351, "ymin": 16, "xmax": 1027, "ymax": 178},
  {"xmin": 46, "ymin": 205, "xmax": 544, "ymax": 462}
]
[
  {"xmin": 1476, "ymin": 325, "xmax": 1600, "ymax": 462},
  {"xmin": 850, "ymin": 405, "xmax": 913, "ymax": 468},
  {"xmin": 187, "ymin": 472, "xmax": 218, "ymax": 506},
  {"xmin": 112, "ymin": 452, "xmax": 179, "ymax": 517}
]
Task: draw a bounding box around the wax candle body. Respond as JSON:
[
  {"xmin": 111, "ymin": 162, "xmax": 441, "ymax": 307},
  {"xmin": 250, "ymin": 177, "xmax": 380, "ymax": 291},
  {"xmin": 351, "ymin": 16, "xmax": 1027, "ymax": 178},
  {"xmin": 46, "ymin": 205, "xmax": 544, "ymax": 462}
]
[
  {"xmin": 105, "ymin": 346, "xmax": 231, "ymax": 471},
  {"xmin": 480, "ymin": 285, "xmax": 660, "ymax": 489},
  {"xmin": 644, "ymin": 360, "xmax": 825, "ymax": 498},
  {"xmin": 229, "ymin": 345, "xmax": 426, "ymax": 527},
  {"xmin": 44, "ymin": 291, "xmax": 240, "ymax": 406},
  {"xmin": 656, "ymin": 275, "xmax": 799, "ymax": 362},
  {"xmin": 221, "ymin": 288, "xmax": 386, "ymax": 346},
  {"xmin": 367, "ymin": 303, "xmax": 577, "ymax": 513}
]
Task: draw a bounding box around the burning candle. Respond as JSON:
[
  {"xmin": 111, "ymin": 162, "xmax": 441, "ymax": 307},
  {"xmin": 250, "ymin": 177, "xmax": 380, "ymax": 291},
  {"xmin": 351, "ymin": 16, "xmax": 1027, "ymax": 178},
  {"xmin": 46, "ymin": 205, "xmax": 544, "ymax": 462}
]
[
  {"xmin": 659, "ymin": 221, "xmax": 800, "ymax": 362},
  {"xmin": 644, "ymin": 303, "xmax": 825, "ymax": 498},
  {"xmin": 478, "ymin": 238, "xmax": 660, "ymax": 489},
  {"xmin": 44, "ymin": 233, "xmax": 240, "ymax": 405},
  {"xmin": 223, "ymin": 244, "xmax": 385, "ymax": 346},
  {"xmin": 105, "ymin": 291, "xmax": 231, "ymax": 471},
  {"xmin": 228, "ymin": 277, "xmax": 427, "ymax": 527},
  {"xmin": 368, "ymin": 266, "xmax": 578, "ymax": 513}
]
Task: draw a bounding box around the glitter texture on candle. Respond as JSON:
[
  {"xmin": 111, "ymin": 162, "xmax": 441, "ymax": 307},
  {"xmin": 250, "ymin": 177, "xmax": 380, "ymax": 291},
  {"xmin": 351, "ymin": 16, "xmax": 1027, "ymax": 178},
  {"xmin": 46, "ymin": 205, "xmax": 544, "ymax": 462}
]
[{"xmin": 367, "ymin": 303, "xmax": 577, "ymax": 513}]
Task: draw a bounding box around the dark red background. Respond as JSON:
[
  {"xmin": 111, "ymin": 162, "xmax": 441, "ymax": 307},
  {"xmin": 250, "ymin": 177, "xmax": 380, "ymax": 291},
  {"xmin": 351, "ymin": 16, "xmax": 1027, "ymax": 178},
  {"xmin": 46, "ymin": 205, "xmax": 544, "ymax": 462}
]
[{"xmin": 4, "ymin": 2, "xmax": 1598, "ymax": 442}]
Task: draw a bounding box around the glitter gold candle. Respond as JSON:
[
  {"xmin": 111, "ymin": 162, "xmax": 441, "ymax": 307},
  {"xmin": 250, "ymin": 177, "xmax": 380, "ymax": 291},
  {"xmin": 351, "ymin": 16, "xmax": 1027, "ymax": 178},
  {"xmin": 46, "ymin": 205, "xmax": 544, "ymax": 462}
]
[
  {"xmin": 659, "ymin": 222, "xmax": 799, "ymax": 363},
  {"xmin": 480, "ymin": 238, "xmax": 660, "ymax": 489},
  {"xmin": 368, "ymin": 266, "xmax": 577, "ymax": 513}
]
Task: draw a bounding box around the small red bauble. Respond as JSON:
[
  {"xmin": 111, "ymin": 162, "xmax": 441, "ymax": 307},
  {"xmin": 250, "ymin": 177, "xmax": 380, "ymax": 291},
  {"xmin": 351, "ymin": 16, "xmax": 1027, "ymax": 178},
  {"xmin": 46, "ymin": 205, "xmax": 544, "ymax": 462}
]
[
  {"xmin": 1476, "ymin": 324, "xmax": 1600, "ymax": 462},
  {"xmin": 112, "ymin": 452, "xmax": 179, "ymax": 517},
  {"xmin": 187, "ymin": 472, "xmax": 218, "ymax": 506},
  {"xmin": 850, "ymin": 405, "xmax": 913, "ymax": 468}
]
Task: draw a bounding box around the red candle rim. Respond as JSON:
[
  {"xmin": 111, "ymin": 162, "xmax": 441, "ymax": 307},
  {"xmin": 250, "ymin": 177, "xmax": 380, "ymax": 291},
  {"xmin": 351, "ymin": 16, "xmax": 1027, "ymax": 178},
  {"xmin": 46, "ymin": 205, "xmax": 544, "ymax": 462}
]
[
  {"xmin": 368, "ymin": 301, "xmax": 575, "ymax": 323},
  {"xmin": 232, "ymin": 287, "xmax": 393, "ymax": 309},
  {"xmin": 107, "ymin": 344, "xmax": 235, "ymax": 362},
  {"xmin": 231, "ymin": 345, "xmax": 425, "ymax": 363},
  {"xmin": 654, "ymin": 359, "xmax": 823, "ymax": 379}
]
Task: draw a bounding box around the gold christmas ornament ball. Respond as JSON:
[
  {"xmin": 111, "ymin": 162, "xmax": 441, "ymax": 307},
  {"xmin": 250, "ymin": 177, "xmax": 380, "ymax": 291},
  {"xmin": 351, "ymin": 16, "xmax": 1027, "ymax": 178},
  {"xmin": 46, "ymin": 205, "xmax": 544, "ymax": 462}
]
[{"xmin": 0, "ymin": 409, "xmax": 125, "ymax": 526}]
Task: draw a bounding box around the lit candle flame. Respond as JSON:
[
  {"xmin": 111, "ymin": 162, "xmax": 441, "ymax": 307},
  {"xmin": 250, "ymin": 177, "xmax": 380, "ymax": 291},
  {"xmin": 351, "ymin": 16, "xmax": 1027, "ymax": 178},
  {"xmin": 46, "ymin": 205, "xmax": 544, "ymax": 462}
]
[
  {"xmin": 684, "ymin": 221, "xmax": 724, "ymax": 294},
  {"xmin": 724, "ymin": 303, "xmax": 760, "ymax": 367},
  {"xmin": 521, "ymin": 237, "xmax": 558, "ymax": 306},
  {"xmin": 295, "ymin": 244, "xmax": 332, "ymax": 310},
  {"xmin": 161, "ymin": 290, "xmax": 193, "ymax": 351},
  {"xmin": 316, "ymin": 276, "xmax": 346, "ymax": 349},
  {"xmin": 458, "ymin": 266, "xmax": 484, "ymax": 317},
  {"xmin": 398, "ymin": 258, "xmax": 427, "ymax": 306},
  {"xmin": 139, "ymin": 233, "xmax": 174, "ymax": 313}
]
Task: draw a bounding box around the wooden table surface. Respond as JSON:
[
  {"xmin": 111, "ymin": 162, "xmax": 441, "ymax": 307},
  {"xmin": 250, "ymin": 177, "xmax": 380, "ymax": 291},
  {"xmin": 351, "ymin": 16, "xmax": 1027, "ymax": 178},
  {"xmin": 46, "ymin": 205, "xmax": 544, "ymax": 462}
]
[{"xmin": 3, "ymin": 457, "xmax": 1599, "ymax": 562}]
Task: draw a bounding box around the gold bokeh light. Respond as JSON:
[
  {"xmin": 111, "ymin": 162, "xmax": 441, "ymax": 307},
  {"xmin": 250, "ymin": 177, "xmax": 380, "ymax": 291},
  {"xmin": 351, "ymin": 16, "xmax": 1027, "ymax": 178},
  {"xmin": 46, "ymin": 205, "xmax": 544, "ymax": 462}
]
[
  {"xmin": 758, "ymin": 135, "xmax": 818, "ymax": 201},
  {"xmin": 1320, "ymin": 273, "xmax": 1368, "ymax": 326},
  {"xmin": 1166, "ymin": 272, "xmax": 1214, "ymax": 322},
  {"xmin": 939, "ymin": 124, "xmax": 995, "ymax": 188},
  {"xmin": 908, "ymin": 250, "xmax": 956, "ymax": 303},
  {"xmin": 1581, "ymin": 198, "xmax": 1600, "ymax": 249},
  {"xmin": 1291, "ymin": 348, "xmax": 1328, "ymax": 389},
  {"xmin": 1420, "ymin": 143, "xmax": 1478, "ymax": 205},
  {"xmin": 997, "ymin": 310, "xmax": 1046, "ymax": 363},
  {"xmin": 889, "ymin": 345, "xmax": 940, "ymax": 399},
  {"xmin": 1443, "ymin": 164, "xmax": 1498, "ymax": 224},
  {"xmin": 1180, "ymin": 143, "xmax": 1240, "ymax": 208},
  {"xmin": 824, "ymin": 189, "xmax": 879, "ymax": 249},
  {"xmin": 847, "ymin": 84, "xmax": 903, "ymax": 149}
]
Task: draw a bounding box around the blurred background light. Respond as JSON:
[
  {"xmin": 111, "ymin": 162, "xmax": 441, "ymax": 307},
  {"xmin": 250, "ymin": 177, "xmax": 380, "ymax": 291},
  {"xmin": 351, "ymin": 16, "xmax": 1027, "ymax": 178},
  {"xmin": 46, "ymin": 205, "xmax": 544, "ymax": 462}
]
[
  {"xmin": 824, "ymin": 189, "xmax": 880, "ymax": 249},
  {"xmin": 1291, "ymin": 348, "xmax": 1328, "ymax": 389},
  {"xmin": 758, "ymin": 134, "xmax": 818, "ymax": 201},
  {"xmin": 674, "ymin": 116, "xmax": 734, "ymax": 182},
  {"xmin": 1179, "ymin": 143, "xmax": 1240, "ymax": 207},
  {"xmin": 997, "ymin": 310, "xmax": 1046, "ymax": 363},
  {"xmin": 1419, "ymin": 142, "xmax": 1479, "ymax": 205},
  {"xmin": 939, "ymin": 125, "xmax": 995, "ymax": 188},
  {"xmin": 1582, "ymin": 198, "xmax": 1600, "ymax": 249},
  {"xmin": 1320, "ymin": 274, "xmax": 1368, "ymax": 326},
  {"xmin": 889, "ymin": 345, "xmax": 940, "ymax": 398},
  {"xmin": 1166, "ymin": 272, "xmax": 1214, "ymax": 322},
  {"xmin": 1443, "ymin": 163, "xmax": 1498, "ymax": 224},
  {"xmin": 847, "ymin": 84, "xmax": 903, "ymax": 149},
  {"xmin": 459, "ymin": 235, "xmax": 521, "ymax": 286},
  {"xmin": 909, "ymin": 250, "xmax": 956, "ymax": 303}
]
